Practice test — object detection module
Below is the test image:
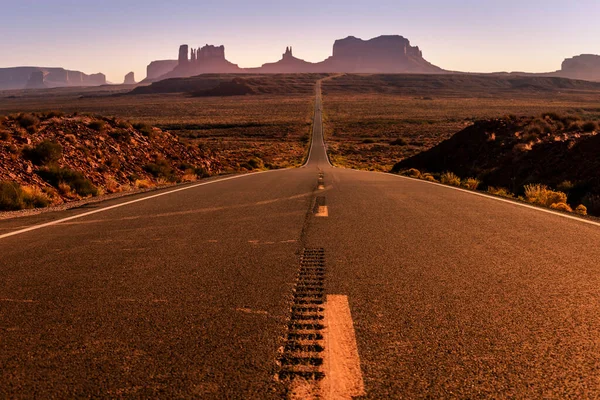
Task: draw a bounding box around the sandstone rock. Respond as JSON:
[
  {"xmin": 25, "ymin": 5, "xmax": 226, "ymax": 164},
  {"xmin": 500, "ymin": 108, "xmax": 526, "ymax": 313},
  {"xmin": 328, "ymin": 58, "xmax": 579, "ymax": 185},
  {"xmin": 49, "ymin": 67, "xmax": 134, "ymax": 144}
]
[
  {"xmin": 0, "ymin": 67, "xmax": 106, "ymax": 90},
  {"xmin": 558, "ymin": 54, "xmax": 600, "ymax": 81},
  {"xmin": 318, "ymin": 35, "xmax": 442, "ymax": 73},
  {"xmin": 178, "ymin": 44, "xmax": 189, "ymax": 65},
  {"xmin": 25, "ymin": 71, "xmax": 46, "ymax": 89},
  {"xmin": 124, "ymin": 72, "xmax": 136, "ymax": 85},
  {"xmin": 145, "ymin": 60, "xmax": 178, "ymax": 81}
]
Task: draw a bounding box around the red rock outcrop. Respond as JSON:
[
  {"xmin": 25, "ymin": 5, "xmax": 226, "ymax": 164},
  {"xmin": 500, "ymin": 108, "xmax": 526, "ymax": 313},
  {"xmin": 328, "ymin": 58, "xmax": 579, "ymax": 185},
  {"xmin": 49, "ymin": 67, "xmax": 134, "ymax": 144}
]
[{"xmin": 123, "ymin": 72, "xmax": 136, "ymax": 85}]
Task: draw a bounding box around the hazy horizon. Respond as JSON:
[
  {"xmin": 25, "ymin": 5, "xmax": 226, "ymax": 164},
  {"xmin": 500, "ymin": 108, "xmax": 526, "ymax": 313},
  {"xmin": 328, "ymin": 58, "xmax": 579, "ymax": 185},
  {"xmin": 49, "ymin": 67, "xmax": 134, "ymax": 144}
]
[{"xmin": 2, "ymin": 0, "xmax": 598, "ymax": 83}]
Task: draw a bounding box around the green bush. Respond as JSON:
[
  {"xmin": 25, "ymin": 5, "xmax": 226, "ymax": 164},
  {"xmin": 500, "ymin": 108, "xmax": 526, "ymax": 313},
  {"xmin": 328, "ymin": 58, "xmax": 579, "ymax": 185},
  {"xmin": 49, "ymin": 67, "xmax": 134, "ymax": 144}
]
[
  {"xmin": 0, "ymin": 181, "xmax": 49, "ymax": 211},
  {"xmin": 87, "ymin": 120, "xmax": 106, "ymax": 131},
  {"xmin": 247, "ymin": 157, "xmax": 264, "ymax": 169},
  {"xmin": 16, "ymin": 113, "xmax": 39, "ymax": 129},
  {"xmin": 582, "ymin": 121, "xmax": 598, "ymax": 133},
  {"xmin": 133, "ymin": 122, "xmax": 154, "ymax": 137},
  {"xmin": 37, "ymin": 167, "xmax": 98, "ymax": 197},
  {"xmin": 22, "ymin": 140, "xmax": 63, "ymax": 165},
  {"xmin": 143, "ymin": 159, "xmax": 176, "ymax": 181}
]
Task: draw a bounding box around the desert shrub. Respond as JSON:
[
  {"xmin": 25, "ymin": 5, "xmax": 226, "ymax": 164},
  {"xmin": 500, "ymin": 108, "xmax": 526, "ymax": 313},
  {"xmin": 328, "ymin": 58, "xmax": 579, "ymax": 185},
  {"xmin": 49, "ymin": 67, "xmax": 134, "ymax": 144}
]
[
  {"xmin": 87, "ymin": 120, "xmax": 105, "ymax": 131},
  {"xmin": 247, "ymin": 157, "xmax": 264, "ymax": 170},
  {"xmin": 104, "ymin": 177, "xmax": 121, "ymax": 194},
  {"xmin": 22, "ymin": 140, "xmax": 63, "ymax": 165},
  {"xmin": 404, "ymin": 168, "xmax": 421, "ymax": 178},
  {"xmin": 556, "ymin": 180, "xmax": 574, "ymax": 193},
  {"xmin": 44, "ymin": 111, "xmax": 64, "ymax": 119},
  {"xmin": 300, "ymin": 134, "xmax": 309, "ymax": 143},
  {"xmin": 109, "ymin": 129, "xmax": 131, "ymax": 141},
  {"xmin": 133, "ymin": 122, "xmax": 154, "ymax": 137},
  {"xmin": 524, "ymin": 184, "xmax": 567, "ymax": 207},
  {"xmin": 116, "ymin": 120, "xmax": 131, "ymax": 129},
  {"xmin": 362, "ymin": 138, "xmax": 376, "ymax": 144},
  {"xmin": 0, "ymin": 181, "xmax": 49, "ymax": 211},
  {"xmin": 575, "ymin": 204, "xmax": 588, "ymax": 216},
  {"xmin": 390, "ymin": 138, "xmax": 408, "ymax": 146},
  {"xmin": 422, "ymin": 173, "xmax": 437, "ymax": 182},
  {"xmin": 194, "ymin": 166, "xmax": 210, "ymax": 178},
  {"xmin": 143, "ymin": 159, "xmax": 176, "ymax": 181},
  {"xmin": 582, "ymin": 121, "xmax": 598, "ymax": 133},
  {"xmin": 542, "ymin": 112, "xmax": 562, "ymax": 121},
  {"xmin": 550, "ymin": 202, "xmax": 573, "ymax": 213},
  {"xmin": 134, "ymin": 179, "xmax": 154, "ymax": 189},
  {"xmin": 462, "ymin": 178, "xmax": 480, "ymax": 190},
  {"xmin": 488, "ymin": 187, "xmax": 515, "ymax": 198},
  {"xmin": 37, "ymin": 166, "xmax": 98, "ymax": 197},
  {"xmin": 16, "ymin": 113, "xmax": 39, "ymax": 129},
  {"xmin": 0, "ymin": 130, "xmax": 11, "ymax": 141},
  {"xmin": 567, "ymin": 121, "xmax": 583, "ymax": 132},
  {"xmin": 440, "ymin": 172, "xmax": 461, "ymax": 186}
]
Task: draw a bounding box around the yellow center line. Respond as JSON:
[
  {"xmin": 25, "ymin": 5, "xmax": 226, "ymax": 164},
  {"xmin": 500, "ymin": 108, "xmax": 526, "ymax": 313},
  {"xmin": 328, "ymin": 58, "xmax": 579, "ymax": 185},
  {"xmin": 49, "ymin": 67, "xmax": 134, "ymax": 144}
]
[{"xmin": 321, "ymin": 295, "xmax": 365, "ymax": 399}]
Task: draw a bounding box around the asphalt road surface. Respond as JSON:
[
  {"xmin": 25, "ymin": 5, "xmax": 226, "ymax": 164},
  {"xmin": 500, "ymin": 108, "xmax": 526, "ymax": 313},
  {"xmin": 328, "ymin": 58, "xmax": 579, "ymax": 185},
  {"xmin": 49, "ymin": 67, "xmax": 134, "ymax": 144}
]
[{"xmin": 2, "ymin": 82, "xmax": 600, "ymax": 399}]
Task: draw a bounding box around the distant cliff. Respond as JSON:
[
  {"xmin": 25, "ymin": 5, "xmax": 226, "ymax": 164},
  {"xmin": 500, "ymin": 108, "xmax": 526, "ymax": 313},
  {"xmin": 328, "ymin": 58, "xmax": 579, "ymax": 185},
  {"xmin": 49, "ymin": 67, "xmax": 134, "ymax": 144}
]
[
  {"xmin": 0, "ymin": 67, "xmax": 106, "ymax": 90},
  {"xmin": 556, "ymin": 54, "xmax": 600, "ymax": 81},
  {"xmin": 144, "ymin": 35, "xmax": 445, "ymax": 81}
]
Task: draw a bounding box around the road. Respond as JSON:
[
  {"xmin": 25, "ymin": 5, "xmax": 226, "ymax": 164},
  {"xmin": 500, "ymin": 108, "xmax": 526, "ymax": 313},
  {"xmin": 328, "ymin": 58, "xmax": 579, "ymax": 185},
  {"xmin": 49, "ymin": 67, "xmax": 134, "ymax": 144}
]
[{"xmin": 2, "ymin": 81, "xmax": 600, "ymax": 399}]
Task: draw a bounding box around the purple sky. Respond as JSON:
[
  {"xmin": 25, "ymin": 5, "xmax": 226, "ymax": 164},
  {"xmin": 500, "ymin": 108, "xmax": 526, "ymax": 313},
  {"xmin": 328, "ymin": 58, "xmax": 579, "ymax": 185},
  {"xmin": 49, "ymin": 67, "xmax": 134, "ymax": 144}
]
[{"xmin": 1, "ymin": 0, "xmax": 598, "ymax": 82}]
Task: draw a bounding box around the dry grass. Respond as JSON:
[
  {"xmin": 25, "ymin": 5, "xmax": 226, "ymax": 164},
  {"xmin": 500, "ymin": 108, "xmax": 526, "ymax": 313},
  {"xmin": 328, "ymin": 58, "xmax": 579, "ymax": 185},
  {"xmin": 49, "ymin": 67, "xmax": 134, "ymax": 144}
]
[{"xmin": 524, "ymin": 184, "xmax": 568, "ymax": 207}]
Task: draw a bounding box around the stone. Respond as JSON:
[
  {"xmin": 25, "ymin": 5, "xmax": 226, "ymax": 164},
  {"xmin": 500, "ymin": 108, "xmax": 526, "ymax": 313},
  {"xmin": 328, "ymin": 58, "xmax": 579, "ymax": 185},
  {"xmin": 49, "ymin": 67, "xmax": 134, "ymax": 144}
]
[
  {"xmin": 178, "ymin": 44, "xmax": 189, "ymax": 65},
  {"xmin": 124, "ymin": 72, "xmax": 136, "ymax": 85},
  {"xmin": 25, "ymin": 71, "xmax": 46, "ymax": 89}
]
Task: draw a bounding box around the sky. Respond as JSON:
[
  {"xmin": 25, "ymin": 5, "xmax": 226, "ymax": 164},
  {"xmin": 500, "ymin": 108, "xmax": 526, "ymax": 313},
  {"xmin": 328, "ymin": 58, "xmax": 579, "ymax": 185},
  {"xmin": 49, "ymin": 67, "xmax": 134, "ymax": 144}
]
[{"xmin": 1, "ymin": 0, "xmax": 598, "ymax": 83}]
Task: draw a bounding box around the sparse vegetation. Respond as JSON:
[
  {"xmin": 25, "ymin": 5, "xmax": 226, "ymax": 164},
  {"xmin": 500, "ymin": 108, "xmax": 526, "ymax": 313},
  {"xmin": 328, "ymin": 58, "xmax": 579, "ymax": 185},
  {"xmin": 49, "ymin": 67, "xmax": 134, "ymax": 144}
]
[
  {"xmin": 462, "ymin": 178, "xmax": 480, "ymax": 190},
  {"xmin": 143, "ymin": 159, "xmax": 176, "ymax": 181},
  {"xmin": 0, "ymin": 181, "xmax": 50, "ymax": 211},
  {"xmin": 22, "ymin": 140, "xmax": 63, "ymax": 166},
  {"xmin": 440, "ymin": 172, "xmax": 461, "ymax": 187},
  {"xmin": 524, "ymin": 184, "xmax": 568, "ymax": 208},
  {"xmin": 37, "ymin": 166, "xmax": 98, "ymax": 197},
  {"xmin": 88, "ymin": 120, "xmax": 106, "ymax": 131},
  {"xmin": 16, "ymin": 113, "xmax": 39, "ymax": 129}
]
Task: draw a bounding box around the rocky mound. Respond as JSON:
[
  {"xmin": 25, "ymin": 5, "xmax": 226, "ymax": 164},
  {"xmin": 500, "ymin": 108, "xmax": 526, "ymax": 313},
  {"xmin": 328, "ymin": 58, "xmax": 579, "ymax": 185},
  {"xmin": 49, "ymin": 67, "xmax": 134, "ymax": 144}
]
[
  {"xmin": 131, "ymin": 74, "xmax": 328, "ymax": 96},
  {"xmin": 0, "ymin": 113, "xmax": 220, "ymax": 209},
  {"xmin": 393, "ymin": 114, "xmax": 600, "ymax": 212},
  {"xmin": 193, "ymin": 78, "xmax": 255, "ymax": 97}
]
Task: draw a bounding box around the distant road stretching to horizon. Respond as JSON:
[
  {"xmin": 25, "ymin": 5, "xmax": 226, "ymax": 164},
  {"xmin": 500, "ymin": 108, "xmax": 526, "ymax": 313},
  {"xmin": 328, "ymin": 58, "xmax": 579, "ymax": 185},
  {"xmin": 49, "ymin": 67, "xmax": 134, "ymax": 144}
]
[{"xmin": 2, "ymin": 81, "xmax": 600, "ymax": 398}]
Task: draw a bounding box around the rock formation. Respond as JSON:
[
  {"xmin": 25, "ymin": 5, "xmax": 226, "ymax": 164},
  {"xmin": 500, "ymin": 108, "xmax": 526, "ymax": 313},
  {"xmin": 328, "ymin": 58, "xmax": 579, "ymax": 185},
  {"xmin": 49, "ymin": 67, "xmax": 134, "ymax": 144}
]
[
  {"xmin": 557, "ymin": 54, "xmax": 600, "ymax": 81},
  {"xmin": 143, "ymin": 35, "xmax": 444, "ymax": 81},
  {"xmin": 146, "ymin": 60, "xmax": 178, "ymax": 81},
  {"xmin": 315, "ymin": 35, "xmax": 442, "ymax": 73},
  {"xmin": 25, "ymin": 71, "xmax": 46, "ymax": 89},
  {"xmin": 160, "ymin": 44, "xmax": 242, "ymax": 79},
  {"xmin": 0, "ymin": 67, "xmax": 106, "ymax": 90},
  {"xmin": 124, "ymin": 72, "xmax": 136, "ymax": 85},
  {"xmin": 254, "ymin": 46, "xmax": 316, "ymax": 73}
]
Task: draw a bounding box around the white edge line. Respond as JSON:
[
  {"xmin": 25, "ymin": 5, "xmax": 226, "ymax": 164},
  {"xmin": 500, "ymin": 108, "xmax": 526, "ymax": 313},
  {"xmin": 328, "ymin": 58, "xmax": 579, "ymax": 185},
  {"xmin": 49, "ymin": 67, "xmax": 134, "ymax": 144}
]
[
  {"xmin": 373, "ymin": 171, "xmax": 600, "ymax": 228},
  {"xmin": 0, "ymin": 169, "xmax": 292, "ymax": 240}
]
